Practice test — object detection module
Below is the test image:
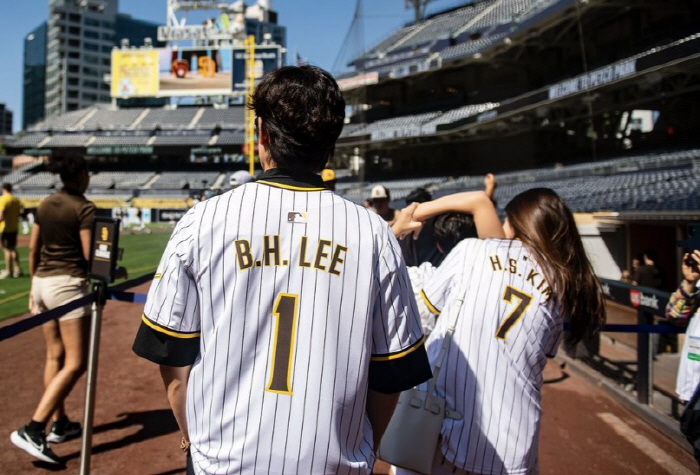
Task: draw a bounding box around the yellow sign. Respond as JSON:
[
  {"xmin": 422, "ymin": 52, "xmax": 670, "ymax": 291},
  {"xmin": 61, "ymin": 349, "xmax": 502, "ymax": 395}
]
[
  {"xmin": 111, "ymin": 50, "xmax": 159, "ymax": 98},
  {"xmin": 101, "ymin": 226, "xmax": 109, "ymax": 242}
]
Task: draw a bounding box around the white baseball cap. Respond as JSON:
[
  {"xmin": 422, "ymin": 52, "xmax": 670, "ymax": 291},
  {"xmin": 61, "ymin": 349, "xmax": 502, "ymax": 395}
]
[
  {"xmin": 230, "ymin": 170, "xmax": 253, "ymax": 186},
  {"xmin": 370, "ymin": 185, "xmax": 389, "ymax": 200}
]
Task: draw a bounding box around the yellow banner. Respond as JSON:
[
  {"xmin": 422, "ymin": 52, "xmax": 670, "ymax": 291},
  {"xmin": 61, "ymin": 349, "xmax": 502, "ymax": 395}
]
[{"xmin": 111, "ymin": 50, "xmax": 159, "ymax": 98}]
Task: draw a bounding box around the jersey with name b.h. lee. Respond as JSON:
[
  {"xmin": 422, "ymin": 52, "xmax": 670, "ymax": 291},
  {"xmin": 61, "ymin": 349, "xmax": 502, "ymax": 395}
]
[
  {"xmin": 420, "ymin": 238, "xmax": 563, "ymax": 475},
  {"xmin": 132, "ymin": 169, "xmax": 431, "ymax": 474}
]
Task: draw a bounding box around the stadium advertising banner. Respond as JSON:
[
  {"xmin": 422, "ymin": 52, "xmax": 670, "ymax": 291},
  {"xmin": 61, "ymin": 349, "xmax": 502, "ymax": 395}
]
[
  {"xmin": 111, "ymin": 50, "xmax": 159, "ymax": 98},
  {"xmin": 232, "ymin": 46, "xmax": 283, "ymax": 92},
  {"xmin": 158, "ymin": 209, "xmax": 188, "ymax": 223},
  {"xmin": 111, "ymin": 48, "xmax": 234, "ymax": 97},
  {"xmin": 336, "ymin": 72, "xmax": 379, "ymax": 91},
  {"xmin": 87, "ymin": 145, "xmax": 154, "ymax": 155},
  {"xmin": 159, "ymin": 47, "xmax": 233, "ymax": 96},
  {"xmin": 548, "ymin": 59, "xmax": 637, "ymax": 100}
]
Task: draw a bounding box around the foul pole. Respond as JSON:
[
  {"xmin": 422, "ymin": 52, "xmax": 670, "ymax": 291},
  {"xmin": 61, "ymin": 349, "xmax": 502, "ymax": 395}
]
[{"xmin": 245, "ymin": 35, "xmax": 256, "ymax": 176}]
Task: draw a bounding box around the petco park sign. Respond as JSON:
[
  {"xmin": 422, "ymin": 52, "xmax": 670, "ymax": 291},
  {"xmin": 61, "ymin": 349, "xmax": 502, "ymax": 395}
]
[{"xmin": 548, "ymin": 59, "xmax": 636, "ymax": 100}]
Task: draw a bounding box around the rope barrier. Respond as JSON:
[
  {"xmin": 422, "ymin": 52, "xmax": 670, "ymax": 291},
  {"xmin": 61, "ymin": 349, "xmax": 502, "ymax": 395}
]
[
  {"xmin": 0, "ymin": 271, "xmax": 690, "ymax": 342},
  {"xmin": 0, "ymin": 294, "xmax": 95, "ymax": 342},
  {"xmin": 0, "ymin": 272, "xmax": 155, "ymax": 343}
]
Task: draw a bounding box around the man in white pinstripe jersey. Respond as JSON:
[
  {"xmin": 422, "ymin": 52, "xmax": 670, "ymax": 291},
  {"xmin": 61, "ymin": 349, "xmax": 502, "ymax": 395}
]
[{"xmin": 133, "ymin": 66, "xmax": 431, "ymax": 474}]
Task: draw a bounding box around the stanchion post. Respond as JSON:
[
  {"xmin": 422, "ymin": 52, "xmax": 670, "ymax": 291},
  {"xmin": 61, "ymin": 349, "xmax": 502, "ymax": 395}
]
[
  {"xmin": 79, "ymin": 216, "xmax": 120, "ymax": 474},
  {"xmin": 79, "ymin": 281, "xmax": 106, "ymax": 475},
  {"xmin": 636, "ymin": 308, "xmax": 654, "ymax": 405}
]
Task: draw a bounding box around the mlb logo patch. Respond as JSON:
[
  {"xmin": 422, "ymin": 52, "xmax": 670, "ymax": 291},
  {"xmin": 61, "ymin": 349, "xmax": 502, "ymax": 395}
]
[
  {"xmin": 288, "ymin": 211, "xmax": 308, "ymax": 224},
  {"xmin": 629, "ymin": 289, "xmax": 640, "ymax": 308}
]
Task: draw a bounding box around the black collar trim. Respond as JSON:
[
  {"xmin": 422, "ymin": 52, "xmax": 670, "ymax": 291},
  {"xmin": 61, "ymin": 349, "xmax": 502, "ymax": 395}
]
[{"xmin": 255, "ymin": 168, "xmax": 328, "ymax": 191}]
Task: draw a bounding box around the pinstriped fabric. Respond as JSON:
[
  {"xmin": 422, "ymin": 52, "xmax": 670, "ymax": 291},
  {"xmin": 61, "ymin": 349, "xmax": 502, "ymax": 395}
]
[
  {"xmin": 144, "ymin": 210, "xmax": 199, "ymax": 333},
  {"xmin": 420, "ymin": 238, "xmax": 563, "ymax": 475},
  {"xmin": 144, "ymin": 181, "xmax": 423, "ymax": 474}
]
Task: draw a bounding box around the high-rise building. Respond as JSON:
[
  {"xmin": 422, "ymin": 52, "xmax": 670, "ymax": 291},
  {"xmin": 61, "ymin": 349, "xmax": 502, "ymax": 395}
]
[
  {"xmin": 0, "ymin": 104, "xmax": 14, "ymax": 136},
  {"xmin": 24, "ymin": 0, "xmax": 285, "ymax": 129},
  {"xmin": 24, "ymin": 1, "xmax": 161, "ymax": 128},
  {"xmin": 115, "ymin": 13, "xmax": 165, "ymax": 48},
  {"xmin": 23, "ymin": 23, "xmax": 47, "ymax": 130},
  {"xmin": 244, "ymin": 0, "xmax": 286, "ymax": 47},
  {"xmin": 45, "ymin": 0, "xmax": 120, "ymax": 117}
]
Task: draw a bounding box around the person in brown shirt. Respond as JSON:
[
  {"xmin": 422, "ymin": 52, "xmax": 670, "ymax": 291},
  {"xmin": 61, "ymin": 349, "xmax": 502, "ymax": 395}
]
[{"xmin": 11, "ymin": 154, "xmax": 95, "ymax": 465}]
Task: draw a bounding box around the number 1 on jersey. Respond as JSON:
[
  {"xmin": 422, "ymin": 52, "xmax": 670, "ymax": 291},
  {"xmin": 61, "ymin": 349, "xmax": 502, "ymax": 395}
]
[
  {"xmin": 495, "ymin": 285, "xmax": 532, "ymax": 340},
  {"xmin": 266, "ymin": 293, "xmax": 299, "ymax": 395}
]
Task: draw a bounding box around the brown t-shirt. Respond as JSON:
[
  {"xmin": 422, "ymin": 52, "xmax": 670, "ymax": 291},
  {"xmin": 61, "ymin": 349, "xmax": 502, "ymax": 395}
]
[{"xmin": 35, "ymin": 188, "xmax": 96, "ymax": 278}]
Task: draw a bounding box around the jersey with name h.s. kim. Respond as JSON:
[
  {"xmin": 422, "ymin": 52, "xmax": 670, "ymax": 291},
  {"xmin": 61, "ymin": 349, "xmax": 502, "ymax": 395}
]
[
  {"xmin": 133, "ymin": 169, "xmax": 431, "ymax": 475},
  {"xmin": 420, "ymin": 238, "xmax": 563, "ymax": 475}
]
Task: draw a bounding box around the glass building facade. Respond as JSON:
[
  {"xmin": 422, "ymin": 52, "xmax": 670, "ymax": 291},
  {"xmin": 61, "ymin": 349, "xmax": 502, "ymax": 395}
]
[{"xmin": 23, "ymin": 23, "xmax": 47, "ymax": 129}]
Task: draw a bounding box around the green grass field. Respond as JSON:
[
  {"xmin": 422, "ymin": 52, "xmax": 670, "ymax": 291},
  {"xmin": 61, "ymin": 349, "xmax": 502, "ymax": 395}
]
[{"xmin": 0, "ymin": 231, "xmax": 171, "ymax": 322}]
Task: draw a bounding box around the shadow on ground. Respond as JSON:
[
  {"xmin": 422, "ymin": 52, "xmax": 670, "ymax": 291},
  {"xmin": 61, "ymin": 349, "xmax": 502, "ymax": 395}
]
[{"xmin": 62, "ymin": 409, "xmax": 178, "ymax": 462}]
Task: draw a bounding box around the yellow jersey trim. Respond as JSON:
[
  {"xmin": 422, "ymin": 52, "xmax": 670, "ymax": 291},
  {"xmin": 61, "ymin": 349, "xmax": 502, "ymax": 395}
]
[
  {"xmin": 421, "ymin": 289, "xmax": 441, "ymax": 316},
  {"xmin": 371, "ymin": 336, "xmax": 426, "ymax": 361},
  {"xmin": 141, "ymin": 314, "xmax": 200, "ymax": 339},
  {"xmin": 256, "ymin": 180, "xmax": 326, "ymax": 192}
]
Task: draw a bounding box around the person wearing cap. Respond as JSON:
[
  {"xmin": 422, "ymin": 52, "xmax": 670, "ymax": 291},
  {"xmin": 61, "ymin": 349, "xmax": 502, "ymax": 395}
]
[
  {"xmin": 370, "ymin": 185, "xmax": 397, "ymax": 225},
  {"xmin": 321, "ymin": 168, "xmax": 336, "ymax": 191},
  {"xmin": 229, "ymin": 170, "xmax": 254, "ymax": 188}
]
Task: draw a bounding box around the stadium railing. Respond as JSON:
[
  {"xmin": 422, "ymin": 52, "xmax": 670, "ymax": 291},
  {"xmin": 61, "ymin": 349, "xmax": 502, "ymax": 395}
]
[{"xmin": 597, "ymin": 278, "xmax": 680, "ymax": 407}]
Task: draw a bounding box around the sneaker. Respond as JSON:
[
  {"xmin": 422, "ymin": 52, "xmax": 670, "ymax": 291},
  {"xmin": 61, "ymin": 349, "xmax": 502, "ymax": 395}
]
[
  {"xmin": 0, "ymin": 270, "xmax": 9, "ymax": 279},
  {"xmin": 46, "ymin": 420, "xmax": 81, "ymax": 444},
  {"xmin": 12, "ymin": 269, "xmax": 23, "ymax": 278},
  {"xmin": 10, "ymin": 427, "xmax": 61, "ymax": 464}
]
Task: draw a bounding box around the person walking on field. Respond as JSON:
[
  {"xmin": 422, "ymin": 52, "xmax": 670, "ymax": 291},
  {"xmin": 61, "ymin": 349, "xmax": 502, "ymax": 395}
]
[
  {"xmin": 133, "ymin": 66, "xmax": 431, "ymax": 475},
  {"xmin": 0, "ymin": 182, "xmax": 23, "ymax": 278},
  {"xmin": 10, "ymin": 155, "xmax": 96, "ymax": 465}
]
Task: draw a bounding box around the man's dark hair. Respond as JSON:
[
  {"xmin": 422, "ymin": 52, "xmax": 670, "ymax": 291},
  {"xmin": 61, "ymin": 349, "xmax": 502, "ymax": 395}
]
[
  {"xmin": 405, "ymin": 187, "xmax": 432, "ymax": 205},
  {"xmin": 47, "ymin": 153, "xmax": 88, "ymax": 184},
  {"xmin": 434, "ymin": 213, "xmax": 477, "ymax": 254},
  {"xmin": 250, "ymin": 66, "xmax": 345, "ymax": 173},
  {"xmin": 644, "ymin": 249, "xmax": 659, "ymax": 263},
  {"xmin": 2, "ymin": 183, "xmax": 12, "ymax": 193}
]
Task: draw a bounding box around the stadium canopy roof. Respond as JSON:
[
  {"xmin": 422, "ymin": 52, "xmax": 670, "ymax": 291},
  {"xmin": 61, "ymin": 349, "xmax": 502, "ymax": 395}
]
[{"xmin": 336, "ymin": 32, "xmax": 700, "ymax": 150}]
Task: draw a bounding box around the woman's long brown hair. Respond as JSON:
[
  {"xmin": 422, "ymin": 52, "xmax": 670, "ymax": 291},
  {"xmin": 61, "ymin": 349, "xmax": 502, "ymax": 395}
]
[{"xmin": 505, "ymin": 188, "xmax": 606, "ymax": 345}]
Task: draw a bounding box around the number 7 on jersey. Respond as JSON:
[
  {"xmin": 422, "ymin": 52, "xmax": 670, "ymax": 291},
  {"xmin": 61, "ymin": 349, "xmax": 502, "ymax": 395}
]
[
  {"xmin": 266, "ymin": 293, "xmax": 299, "ymax": 395},
  {"xmin": 495, "ymin": 285, "xmax": 532, "ymax": 340}
]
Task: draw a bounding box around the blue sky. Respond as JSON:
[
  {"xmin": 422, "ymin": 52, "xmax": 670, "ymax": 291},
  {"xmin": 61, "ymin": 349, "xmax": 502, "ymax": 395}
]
[{"xmin": 0, "ymin": 0, "xmax": 466, "ymax": 131}]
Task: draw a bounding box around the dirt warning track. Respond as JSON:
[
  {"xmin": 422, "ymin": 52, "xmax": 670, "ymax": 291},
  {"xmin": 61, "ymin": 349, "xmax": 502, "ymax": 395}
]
[{"xmin": 0, "ymin": 280, "xmax": 695, "ymax": 474}]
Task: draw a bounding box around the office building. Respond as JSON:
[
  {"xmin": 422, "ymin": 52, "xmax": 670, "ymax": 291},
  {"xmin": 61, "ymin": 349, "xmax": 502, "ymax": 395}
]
[
  {"xmin": 0, "ymin": 104, "xmax": 14, "ymax": 136},
  {"xmin": 45, "ymin": 0, "xmax": 119, "ymax": 117},
  {"xmin": 115, "ymin": 13, "xmax": 164, "ymax": 47},
  {"xmin": 23, "ymin": 23, "xmax": 47, "ymax": 130},
  {"xmin": 23, "ymin": 1, "xmax": 161, "ymax": 128}
]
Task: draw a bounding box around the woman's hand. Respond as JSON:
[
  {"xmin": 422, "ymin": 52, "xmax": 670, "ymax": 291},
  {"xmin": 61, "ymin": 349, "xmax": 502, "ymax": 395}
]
[
  {"xmin": 114, "ymin": 266, "xmax": 128, "ymax": 280},
  {"xmin": 28, "ymin": 292, "xmax": 38, "ymax": 316},
  {"xmin": 484, "ymin": 173, "xmax": 497, "ymax": 198},
  {"xmin": 391, "ymin": 203, "xmax": 423, "ymax": 240}
]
